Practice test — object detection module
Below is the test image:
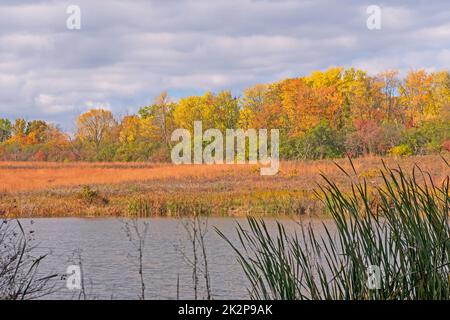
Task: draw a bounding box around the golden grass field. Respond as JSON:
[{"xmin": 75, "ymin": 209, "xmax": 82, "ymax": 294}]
[{"xmin": 0, "ymin": 155, "xmax": 448, "ymax": 218}]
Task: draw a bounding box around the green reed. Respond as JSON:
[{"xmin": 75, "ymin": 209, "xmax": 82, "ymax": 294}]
[{"xmin": 217, "ymin": 159, "xmax": 450, "ymax": 300}]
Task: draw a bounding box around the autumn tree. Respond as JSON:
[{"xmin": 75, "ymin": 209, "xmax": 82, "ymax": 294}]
[
  {"xmin": 400, "ymin": 70, "xmax": 433, "ymax": 126},
  {"xmin": 378, "ymin": 70, "xmax": 401, "ymax": 122},
  {"xmin": 25, "ymin": 120, "xmax": 50, "ymax": 144},
  {"xmin": 173, "ymin": 94, "xmax": 209, "ymax": 132},
  {"xmin": 345, "ymin": 120, "xmax": 383, "ymax": 156},
  {"xmin": 115, "ymin": 115, "xmax": 155, "ymax": 161},
  {"xmin": 1, "ymin": 67, "xmax": 449, "ymax": 162},
  {"xmin": 0, "ymin": 118, "xmax": 70, "ymax": 161},
  {"xmin": 347, "ymin": 74, "xmax": 384, "ymax": 123},
  {"xmin": 429, "ymin": 71, "xmax": 450, "ymax": 118},
  {"xmin": 209, "ymin": 90, "xmax": 239, "ymax": 131},
  {"xmin": 279, "ymin": 75, "xmax": 343, "ymax": 137},
  {"xmin": 173, "ymin": 91, "xmax": 239, "ymax": 133},
  {"xmin": 76, "ymin": 109, "xmax": 118, "ymax": 151},
  {"xmin": 238, "ymin": 84, "xmax": 269, "ymax": 129},
  {"xmin": 138, "ymin": 91, "xmax": 176, "ymax": 149},
  {"xmin": 43, "ymin": 126, "xmax": 70, "ymax": 161},
  {"xmin": 11, "ymin": 118, "xmax": 27, "ymax": 139},
  {"xmin": 248, "ymin": 82, "xmax": 286, "ymax": 131},
  {"xmin": 119, "ymin": 115, "xmax": 141, "ymax": 144}
]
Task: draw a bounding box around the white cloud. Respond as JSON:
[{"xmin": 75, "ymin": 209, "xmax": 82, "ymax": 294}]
[
  {"xmin": 0, "ymin": 0, "xmax": 448, "ymax": 130},
  {"xmin": 85, "ymin": 100, "xmax": 111, "ymax": 111},
  {"xmin": 381, "ymin": 6, "xmax": 418, "ymax": 30}
]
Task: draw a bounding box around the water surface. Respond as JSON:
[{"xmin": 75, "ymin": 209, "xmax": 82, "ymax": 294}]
[{"xmin": 20, "ymin": 217, "xmax": 328, "ymax": 300}]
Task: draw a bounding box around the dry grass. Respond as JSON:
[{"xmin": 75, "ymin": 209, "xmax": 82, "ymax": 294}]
[
  {"xmin": 0, "ymin": 162, "xmax": 254, "ymax": 193},
  {"xmin": 0, "ymin": 155, "xmax": 448, "ymax": 218}
]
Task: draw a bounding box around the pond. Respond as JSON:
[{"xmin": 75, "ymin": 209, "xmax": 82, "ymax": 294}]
[{"xmin": 18, "ymin": 217, "xmax": 329, "ymax": 300}]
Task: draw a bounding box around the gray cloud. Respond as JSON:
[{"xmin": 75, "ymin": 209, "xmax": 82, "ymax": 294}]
[{"xmin": 0, "ymin": 0, "xmax": 449, "ymax": 130}]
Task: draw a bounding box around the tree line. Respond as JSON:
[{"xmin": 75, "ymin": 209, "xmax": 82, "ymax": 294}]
[{"xmin": 0, "ymin": 67, "xmax": 449, "ymax": 162}]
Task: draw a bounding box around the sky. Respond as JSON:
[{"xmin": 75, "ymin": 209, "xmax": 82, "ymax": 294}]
[{"xmin": 0, "ymin": 0, "xmax": 449, "ymax": 131}]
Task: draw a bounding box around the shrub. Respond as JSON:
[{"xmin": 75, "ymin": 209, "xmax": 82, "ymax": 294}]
[
  {"xmin": 79, "ymin": 185, "xmax": 100, "ymax": 205},
  {"xmin": 403, "ymin": 119, "xmax": 450, "ymax": 155},
  {"xmin": 443, "ymin": 140, "xmax": 450, "ymax": 152},
  {"xmin": 345, "ymin": 120, "xmax": 383, "ymax": 156},
  {"xmin": 282, "ymin": 121, "xmax": 344, "ymax": 160},
  {"xmin": 33, "ymin": 150, "xmax": 47, "ymax": 161},
  {"xmin": 388, "ymin": 144, "xmax": 413, "ymax": 156}
]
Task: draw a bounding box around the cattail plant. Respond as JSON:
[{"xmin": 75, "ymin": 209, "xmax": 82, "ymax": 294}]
[{"xmin": 218, "ymin": 159, "xmax": 449, "ymax": 300}]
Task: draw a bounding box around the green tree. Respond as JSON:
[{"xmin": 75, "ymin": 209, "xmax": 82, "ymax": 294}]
[
  {"xmin": 0, "ymin": 118, "xmax": 12, "ymax": 142},
  {"xmin": 282, "ymin": 121, "xmax": 344, "ymax": 160},
  {"xmin": 26, "ymin": 120, "xmax": 50, "ymax": 144}
]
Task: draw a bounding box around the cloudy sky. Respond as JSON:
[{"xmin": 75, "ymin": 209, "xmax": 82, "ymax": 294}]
[{"xmin": 0, "ymin": 0, "xmax": 449, "ymax": 130}]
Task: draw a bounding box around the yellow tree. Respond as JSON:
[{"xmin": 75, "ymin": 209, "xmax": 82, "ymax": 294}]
[
  {"xmin": 139, "ymin": 92, "xmax": 176, "ymax": 148},
  {"xmin": 280, "ymin": 76, "xmax": 343, "ymax": 136},
  {"xmin": 238, "ymin": 84, "xmax": 269, "ymax": 129},
  {"xmin": 8, "ymin": 118, "xmax": 27, "ymax": 145},
  {"xmin": 348, "ymin": 74, "xmax": 384, "ymax": 123},
  {"xmin": 25, "ymin": 120, "xmax": 49, "ymax": 145},
  {"xmin": 173, "ymin": 91, "xmax": 239, "ymax": 133},
  {"xmin": 304, "ymin": 67, "xmax": 344, "ymax": 88},
  {"xmin": 209, "ymin": 90, "xmax": 239, "ymax": 131},
  {"xmin": 377, "ymin": 70, "xmax": 401, "ymax": 122},
  {"xmin": 119, "ymin": 115, "xmax": 141, "ymax": 144},
  {"xmin": 303, "ymin": 67, "xmax": 346, "ymax": 129},
  {"xmin": 400, "ymin": 70, "xmax": 433, "ymax": 126},
  {"xmin": 173, "ymin": 92, "xmax": 214, "ymax": 131},
  {"xmin": 76, "ymin": 109, "xmax": 117, "ymax": 150},
  {"xmin": 429, "ymin": 71, "xmax": 450, "ymax": 118},
  {"xmin": 280, "ymin": 78, "xmax": 314, "ymax": 136}
]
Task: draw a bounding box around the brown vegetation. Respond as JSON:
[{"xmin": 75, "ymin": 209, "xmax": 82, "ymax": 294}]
[{"xmin": 0, "ymin": 155, "xmax": 448, "ymax": 218}]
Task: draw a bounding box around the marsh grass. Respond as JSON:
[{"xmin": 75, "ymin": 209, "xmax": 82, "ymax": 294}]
[
  {"xmin": 2, "ymin": 156, "xmax": 447, "ymax": 218},
  {"xmin": 218, "ymin": 159, "xmax": 450, "ymax": 300}
]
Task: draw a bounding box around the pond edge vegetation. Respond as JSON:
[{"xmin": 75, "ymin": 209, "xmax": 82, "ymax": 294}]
[{"xmin": 217, "ymin": 158, "xmax": 450, "ymax": 299}]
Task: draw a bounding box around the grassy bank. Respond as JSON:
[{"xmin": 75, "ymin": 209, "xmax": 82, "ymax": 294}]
[{"xmin": 0, "ymin": 155, "xmax": 448, "ymax": 218}]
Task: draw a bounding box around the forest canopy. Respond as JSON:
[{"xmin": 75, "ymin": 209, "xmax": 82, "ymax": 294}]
[{"xmin": 1, "ymin": 68, "xmax": 449, "ymax": 162}]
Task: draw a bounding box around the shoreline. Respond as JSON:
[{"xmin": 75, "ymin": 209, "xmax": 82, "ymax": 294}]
[
  {"xmin": 1, "ymin": 156, "xmax": 448, "ymax": 219},
  {"xmin": 9, "ymin": 214, "xmax": 333, "ymax": 220}
]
